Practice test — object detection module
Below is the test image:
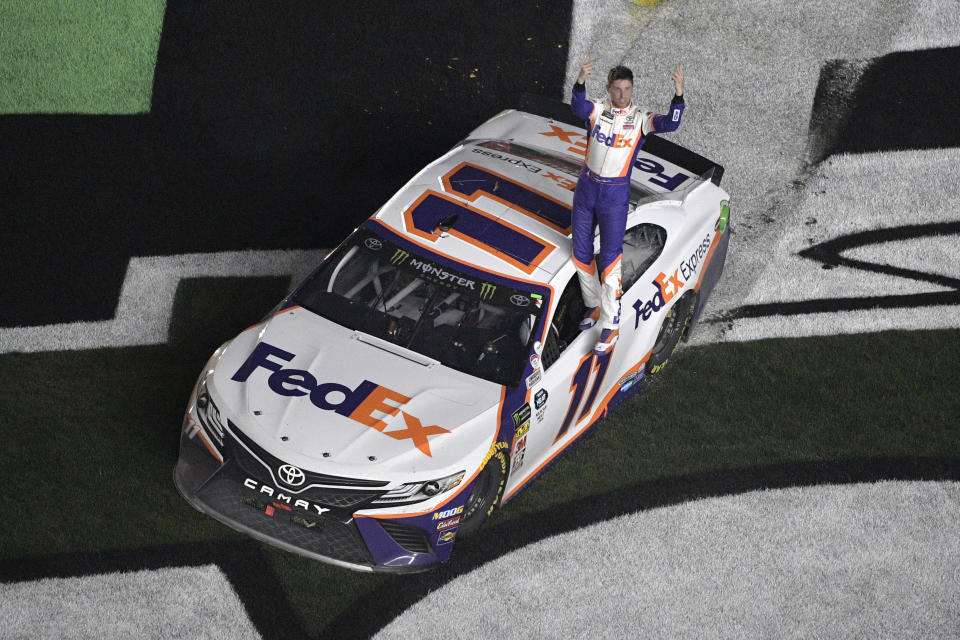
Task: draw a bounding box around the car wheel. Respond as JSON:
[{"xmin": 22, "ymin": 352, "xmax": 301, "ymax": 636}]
[
  {"xmin": 458, "ymin": 445, "xmax": 508, "ymax": 537},
  {"xmin": 646, "ymin": 291, "xmax": 696, "ymax": 376}
]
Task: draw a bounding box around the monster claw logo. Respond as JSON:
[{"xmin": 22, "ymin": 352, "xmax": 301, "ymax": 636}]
[
  {"xmin": 391, "ymin": 249, "xmax": 409, "ymax": 265},
  {"xmin": 480, "ymin": 283, "xmax": 497, "ymax": 300}
]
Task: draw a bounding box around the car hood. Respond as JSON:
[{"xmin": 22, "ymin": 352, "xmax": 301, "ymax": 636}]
[{"xmin": 208, "ymin": 307, "xmax": 503, "ymax": 481}]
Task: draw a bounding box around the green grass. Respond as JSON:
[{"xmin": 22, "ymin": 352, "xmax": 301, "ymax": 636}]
[
  {"xmin": 0, "ymin": 0, "xmax": 166, "ymax": 114},
  {"xmin": 1, "ymin": 279, "xmax": 957, "ymax": 636},
  {"xmin": 499, "ymin": 329, "xmax": 960, "ymax": 523}
]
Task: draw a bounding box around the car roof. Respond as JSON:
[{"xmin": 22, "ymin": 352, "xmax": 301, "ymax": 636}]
[{"xmin": 370, "ymin": 110, "xmax": 691, "ymax": 284}]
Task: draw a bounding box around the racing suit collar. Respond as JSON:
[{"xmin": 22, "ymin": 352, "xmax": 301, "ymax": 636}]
[{"xmin": 605, "ymin": 99, "xmax": 634, "ymax": 116}]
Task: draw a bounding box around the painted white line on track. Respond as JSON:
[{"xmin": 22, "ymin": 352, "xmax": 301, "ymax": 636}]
[
  {"xmin": 891, "ymin": 0, "xmax": 960, "ymax": 50},
  {"xmin": 0, "ymin": 249, "xmax": 324, "ymax": 354},
  {"xmin": 721, "ymin": 304, "xmax": 960, "ymax": 342},
  {"xmin": 0, "ymin": 565, "xmax": 261, "ymax": 640},
  {"xmin": 4, "ymin": 2, "xmax": 960, "ymax": 355},
  {"xmin": 567, "ymin": 0, "xmax": 960, "ymax": 346},
  {"xmin": 716, "ymin": 148, "xmax": 960, "ymax": 342},
  {"xmin": 375, "ymin": 481, "xmax": 960, "ymax": 640}
]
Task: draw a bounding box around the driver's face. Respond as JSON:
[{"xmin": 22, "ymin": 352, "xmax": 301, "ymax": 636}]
[{"xmin": 608, "ymin": 79, "xmax": 633, "ymax": 109}]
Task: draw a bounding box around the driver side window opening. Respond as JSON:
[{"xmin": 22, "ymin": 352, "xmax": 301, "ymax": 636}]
[
  {"xmin": 541, "ymin": 276, "xmax": 586, "ymax": 370},
  {"xmin": 621, "ymin": 223, "xmax": 666, "ymax": 291},
  {"xmin": 540, "ymin": 223, "xmax": 665, "ymax": 370}
]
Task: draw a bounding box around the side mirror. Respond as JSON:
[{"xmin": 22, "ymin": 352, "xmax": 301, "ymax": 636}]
[{"xmin": 533, "ymin": 340, "xmax": 544, "ymax": 355}]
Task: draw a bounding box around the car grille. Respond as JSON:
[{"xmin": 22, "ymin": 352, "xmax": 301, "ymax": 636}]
[
  {"xmin": 379, "ymin": 520, "xmax": 432, "ymax": 554},
  {"xmin": 195, "ymin": 461, "xmax": 374, "ymax": 567},
  {"xmin": 225, "ymin": 422, "xmax": 387, "ymax": 510}
]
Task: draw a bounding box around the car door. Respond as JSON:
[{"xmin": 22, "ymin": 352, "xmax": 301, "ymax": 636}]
[
  {"xmin": 504, "ymin": 221, "xmax": 669, "ymax": 495},
  {"xmin": 505, "ymin": 273, "xmax": 617, "ymax": 490}
]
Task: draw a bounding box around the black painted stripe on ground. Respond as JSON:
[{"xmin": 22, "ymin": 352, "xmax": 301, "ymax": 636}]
[
  {"xmin": 721, "ymin": 221, "xmax": 960, "ymax": 320},
  {"xmin": 722, "ymin": 291, "xmax": 960, "ymax": 320},
  {"xmin": 0, "ymin": 541, "xmax": 308, "ymax": 640},
  {"xmin": 723, "ymin": 47, "xmax": 960, "ymax": 322},
  {"xmin": 809, "ymin": 45, "xmax": 960, "ymax": 163},
  {"xmin": 0, "ymin": 0, "xmax": 574, "ymax": 328}
]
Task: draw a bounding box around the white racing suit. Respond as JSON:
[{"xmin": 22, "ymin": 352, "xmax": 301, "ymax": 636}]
[{"xmin": 571, "ymin": 83, "xmax": 685, "ymax": 336}]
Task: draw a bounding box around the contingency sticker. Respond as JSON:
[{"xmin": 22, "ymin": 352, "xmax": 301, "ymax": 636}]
[{"xmin": 533, "ymin": 388, "xmax": 548, "ymax": 422}]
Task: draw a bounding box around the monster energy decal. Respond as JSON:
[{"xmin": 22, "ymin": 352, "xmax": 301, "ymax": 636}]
[
  {"xmin": 480, "ymin": 283, "xmax": 497, "ymax": 300},
  {"xmin": 360, "ymin": 230, "xmax": 536, "ymax": 306}
]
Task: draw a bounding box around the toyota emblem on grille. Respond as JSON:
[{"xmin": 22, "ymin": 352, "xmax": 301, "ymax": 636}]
[
  {"xmin": 510, "ymin": 294, "xmax": 530, "ymax": 307},
  {"xmin": 278, "ymin": 464, "xmax": 306, "ymax": 487}
]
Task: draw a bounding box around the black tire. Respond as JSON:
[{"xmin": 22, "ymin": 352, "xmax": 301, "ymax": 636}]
[
  {"xmin": 457, "ymin": 445, "xmax": 508, "ymax": 537},
  {"xmin": 645, "ymin": 291, "xmax": 696, "ymax": 376}
]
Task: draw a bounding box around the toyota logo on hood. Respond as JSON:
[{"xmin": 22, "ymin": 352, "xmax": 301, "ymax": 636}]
[
  {"xmin": 278, "ymin": 464, "xmax": 306, "ymax": 487},
  {"xmin": 510, "ymin": 294, "xmax": 530, "ymax": 307}
]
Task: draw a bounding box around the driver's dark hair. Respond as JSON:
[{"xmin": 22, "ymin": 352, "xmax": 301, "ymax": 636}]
[{"xmin": 607, "ymin": 65, "xmax": 634, "ymax": 86}]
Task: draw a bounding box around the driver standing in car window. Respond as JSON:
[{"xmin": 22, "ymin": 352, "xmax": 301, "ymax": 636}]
[{"xmin": 570, "ymin": 56, "xmax": 685, "ymax": 355}]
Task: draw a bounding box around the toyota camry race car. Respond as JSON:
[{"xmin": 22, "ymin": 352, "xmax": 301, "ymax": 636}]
[{"xmin": 174, "ymin": 100, "xmax": 731, "ymax": 572}]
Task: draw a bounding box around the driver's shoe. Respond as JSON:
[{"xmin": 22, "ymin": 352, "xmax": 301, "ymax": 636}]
[
  {"xmin": 593, "ymin": 328, "xmax": 619, "ymax": 356},
  {"xmin": 579, "ymin": 307, "xmax": 601, "ymax": 331}
]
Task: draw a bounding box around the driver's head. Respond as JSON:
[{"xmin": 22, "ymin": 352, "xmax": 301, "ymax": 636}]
[{"xmin": 607, "ymin": 65, "xmax": 634, "ymax": 109}]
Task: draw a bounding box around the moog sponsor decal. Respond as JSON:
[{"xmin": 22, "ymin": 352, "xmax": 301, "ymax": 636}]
[{"xmin": 432, "ymin": 506, "xmax": 464, "ymax": 521}]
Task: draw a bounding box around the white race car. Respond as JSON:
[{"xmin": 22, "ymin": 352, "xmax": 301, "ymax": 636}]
[{"xmin": 174, "ymin": 102, "xmax": 731, "ymax": 572}]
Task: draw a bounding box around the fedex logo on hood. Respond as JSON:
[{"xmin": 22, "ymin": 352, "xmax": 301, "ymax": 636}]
[{"xmin": 231, "ymin": 342, "xmax": 449, "ymax": 456}]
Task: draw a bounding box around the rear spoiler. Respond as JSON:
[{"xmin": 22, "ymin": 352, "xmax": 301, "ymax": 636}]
[{"xmin": 518, "ymin": 92, "xmax": 724, "ymax": 186}]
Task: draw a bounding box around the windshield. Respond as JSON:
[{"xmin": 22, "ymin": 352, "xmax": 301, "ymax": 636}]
[{"xmin": 292, "ymin": 230, "xmax": 546, "ymax": 386}]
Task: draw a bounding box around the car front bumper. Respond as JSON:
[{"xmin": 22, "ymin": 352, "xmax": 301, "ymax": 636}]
[{"xmin": 173, "ymin": 421, "xmax": 456, "ymax": 573}]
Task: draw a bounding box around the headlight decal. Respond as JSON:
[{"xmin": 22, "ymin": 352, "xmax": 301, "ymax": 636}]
[
  {"xmin": 184, "ymin": 380, "xmax": 225, "ymax": 463},
  {"xmin": 182, "ymin": 413, "xmax": 223, "ymax": 464},
  {"xmin": 194, "ymin": 383, "xmax": 226, "ymax": 448},
  {"xmin": 371, "ymin": 470, "xmax": 465, "ymax": 506}
]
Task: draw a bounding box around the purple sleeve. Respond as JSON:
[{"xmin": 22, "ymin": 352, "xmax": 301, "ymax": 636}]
[
  {"xmin": 649, "ymin": 95, "xmax": 685, "ymax": 134},
  {"xmin": 571, "ymin": 83, "xmax": 595, "ymax": 121}
]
